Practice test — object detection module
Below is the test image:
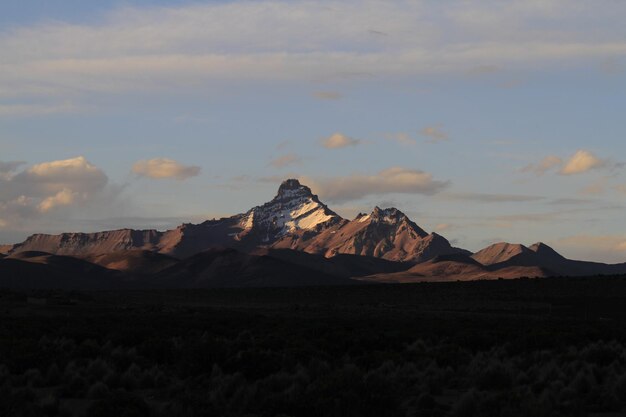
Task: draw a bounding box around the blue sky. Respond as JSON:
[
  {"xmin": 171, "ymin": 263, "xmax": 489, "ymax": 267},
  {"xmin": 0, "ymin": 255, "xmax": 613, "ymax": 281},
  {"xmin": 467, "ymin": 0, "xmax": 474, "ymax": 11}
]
[{"xmin": 1, "ymin": 0, "xmax": 626, "ymax": 262}]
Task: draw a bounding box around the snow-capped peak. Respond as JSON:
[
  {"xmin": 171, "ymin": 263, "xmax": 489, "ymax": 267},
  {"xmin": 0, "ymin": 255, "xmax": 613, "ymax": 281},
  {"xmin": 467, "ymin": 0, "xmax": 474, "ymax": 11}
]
[{"xmin": 237, "ymin": 179, "xmax": 342, "ymax": 242}]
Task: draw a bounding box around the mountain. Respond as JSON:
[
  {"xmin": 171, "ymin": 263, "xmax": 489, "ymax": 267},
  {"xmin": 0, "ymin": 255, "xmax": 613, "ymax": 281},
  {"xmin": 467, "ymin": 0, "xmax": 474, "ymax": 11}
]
[{"xmin": 6, "ymin": 179, "xmax": 463, "ymax": 263}]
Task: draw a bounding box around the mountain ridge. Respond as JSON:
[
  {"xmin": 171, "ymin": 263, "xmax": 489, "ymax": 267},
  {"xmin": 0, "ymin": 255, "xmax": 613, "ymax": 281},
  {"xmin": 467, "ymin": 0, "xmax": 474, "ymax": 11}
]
[
  {"xmin": 2, "ymin": 178, "xmax": 626, "ymax": 286},
  {"xmin": 5, "ymin": 179, "xmax": 464, "ymax": 263}
]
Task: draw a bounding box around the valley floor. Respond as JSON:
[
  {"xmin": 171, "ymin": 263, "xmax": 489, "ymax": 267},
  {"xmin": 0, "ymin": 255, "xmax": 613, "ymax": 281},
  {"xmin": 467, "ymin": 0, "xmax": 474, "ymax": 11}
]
[{"xmin": 2, "ymin": 276, "xmax": 626, "ymax": 417}]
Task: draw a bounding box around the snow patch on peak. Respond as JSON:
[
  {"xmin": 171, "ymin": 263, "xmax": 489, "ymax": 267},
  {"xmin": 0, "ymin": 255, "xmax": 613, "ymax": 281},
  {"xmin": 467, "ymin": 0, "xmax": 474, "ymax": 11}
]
[
  {"xmin": 241, "ymin": 211, "xmax": 255, "ymax": 230},
  {"xmin": 358, "ymin": 214, "xmax": 371, "ymax": 223},
  {"xmin": 243, "ymin": 179, "xmax": 342, "ymax": 242}
]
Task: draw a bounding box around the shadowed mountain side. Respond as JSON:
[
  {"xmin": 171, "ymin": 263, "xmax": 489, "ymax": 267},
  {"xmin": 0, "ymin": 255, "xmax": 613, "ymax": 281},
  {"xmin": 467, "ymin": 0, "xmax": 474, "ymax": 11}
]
[
  {"xmin": 0, "ymin": 255, "xmax": 122, "ymax": 290},
  {"xmin": 150, "ymin": 248, "xmax": 355, "ymax": 288},
  {"xmin": 7, "ymin": 251, "xmax": 119, "ymax": 276},
  {"xmin": 250, "ymin": 248, "xmax": 413, "ymax": 278},
  {"xmin": 357, "ymin": 254, "xmax": 551, "ymax": 284},
  {"xmin": 84, "ymin": 250, "xmax": 180, "ymax": 274}
]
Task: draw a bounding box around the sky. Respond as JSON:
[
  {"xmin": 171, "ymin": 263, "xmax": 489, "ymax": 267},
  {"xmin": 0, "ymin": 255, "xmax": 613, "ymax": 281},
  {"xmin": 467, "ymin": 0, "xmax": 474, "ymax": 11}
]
[{"xmin": 1, "ymin": 0, "xmax": 626, "ymax": 263}]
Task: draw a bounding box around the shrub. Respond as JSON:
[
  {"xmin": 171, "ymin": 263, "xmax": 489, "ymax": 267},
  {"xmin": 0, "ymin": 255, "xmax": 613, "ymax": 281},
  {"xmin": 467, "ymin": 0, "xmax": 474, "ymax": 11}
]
[
  {"xmin": 46, "ymin": 363, "xmax": 62, "ymax": 386},
  {"xmin": 86, "ymin": 390, "xmax": 152, "ymax": 417},
  {"xmin": 24, "ymin": 368, "xmax": 45, "ymax": 388},
  {"xmin": 476, "ymin": 363, "xmax": 513, "ymax": 391},
  {"xmin": 88, "ymin": 381, "xmax": 110, "ymax": 399}
]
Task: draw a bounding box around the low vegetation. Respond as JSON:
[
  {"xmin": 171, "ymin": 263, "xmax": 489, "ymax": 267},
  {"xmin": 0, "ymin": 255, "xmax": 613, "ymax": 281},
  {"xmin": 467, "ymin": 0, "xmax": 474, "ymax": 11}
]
[{"xmin": 1, "ymin": 276, "xmax": 626, "ymax": 416}]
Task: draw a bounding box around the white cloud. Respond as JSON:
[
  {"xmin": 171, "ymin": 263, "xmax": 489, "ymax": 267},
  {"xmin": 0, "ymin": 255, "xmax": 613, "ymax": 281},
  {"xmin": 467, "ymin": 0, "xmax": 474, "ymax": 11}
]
[
  {"xmin": 38, "ymin": 188, "xmax": 77, "ymax": 213},
  {"xmin": 560, "ymin": 150, "xmax": 606, "ymax": 175},
  {"xmin": 302, "ymin": 166, "xmax": 449, "ymax": 202},
  {"xmin": 2, "ymin": 1, "xmax": 626, "ymax": 101},
  {"xmin": 8, "ymin": 156, "xmax": 109, "ymax": 202},
  {"xmin": 0, "ymin": 156, "xmax": 112, "ymax": 224},
  {"xmin": 321, "ymin": 133, "xmax": 361, "ymax": 149},
  {"xmin": 132, "ymin": 158, "xmax": 201, "ymax": 180}
]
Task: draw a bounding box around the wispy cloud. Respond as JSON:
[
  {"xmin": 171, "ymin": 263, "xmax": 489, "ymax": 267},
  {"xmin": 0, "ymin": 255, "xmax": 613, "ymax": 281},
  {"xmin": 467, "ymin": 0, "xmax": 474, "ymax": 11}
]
[
  {"xmin": 523, "ymin": 150, "xmax": 615, "ymax": 176},
  {"xmin": 0, "ymin": 102, "xmax": 81, "ymax": 117},
  {"xmin": 269, "ymin": 153, "xmax": 302, "ymax": 168},
  {"xmin": 552, "ymin": 234, "xmax": 626, "ymax": 263},
  {"xmin": 420, "ymin": 126, "xmax": 449, "ymax": 143},
  {"xmin": 312, "ymin": 91, "xmax": 342, "ymax": 100},
  {"xmin": 614, "ymin": 184, "xmax": 626, "ymax": 195},
  {"xmin": 302, "ymin": 167, "xmax": 449, "ymax": 203},
  {"xmin": 386, "ymin": 132, "xmax": 416, "ymax": 146},
  {"xmin": 132, "ymin": 158, "xmax": 201, "ymax": 180},
  {"xmin": 442, "ymin": 192, "xmax": 545, "ymax": 203},
  {"xmin": 2, "ymin": 1, "xmax": 626, "ymax": 101},
  {"xmin": 521, "ymin": 155, "xmax": 563, "ymax": 175}
]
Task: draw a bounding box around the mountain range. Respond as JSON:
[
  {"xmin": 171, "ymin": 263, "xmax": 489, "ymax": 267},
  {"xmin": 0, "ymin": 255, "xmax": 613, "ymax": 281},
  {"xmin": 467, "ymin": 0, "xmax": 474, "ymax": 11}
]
[{"xmin": 1, "ymin": 179, "xmax": 625, "ymax": 289}]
